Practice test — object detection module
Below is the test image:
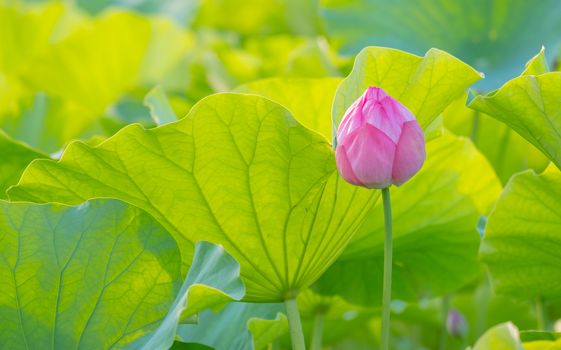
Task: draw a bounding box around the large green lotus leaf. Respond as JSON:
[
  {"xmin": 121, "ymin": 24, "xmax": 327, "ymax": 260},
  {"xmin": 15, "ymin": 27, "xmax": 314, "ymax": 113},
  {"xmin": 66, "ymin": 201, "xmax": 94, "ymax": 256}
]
[
  {"xmin": 138, "ymin": 17, "xmax": 194, "ymax": 88},
  {"xmin": 193, "ymin": 0, "xmax": 320, "ymax": 36},
  {"xmin": 0, "ymin": 199, "xmax": 182, "ymax": 349},
  {"xmin": 237, "ymin": 77, "xmax": 342, "ymax": 140},
  {"xmin": 0, "ymin": 130, "xmax": 47, "ymax": 198},
  {"xmin": 74, "ymin": 0, "xmax": 199, "ymax": 26},
  {"xmin": 9, "ymin": 93, "xmax": 376, "ymax": 302},
  {"xmin": 444, "ymin": 93, "xmax": 549, "ymax": 184},
  {"xmin": 469, "ymin": 72, "xmax": 561, "ymax": 170},
  {"xmin": 136, "ymin": 241, "xmax": 245, "ymax": 350},
  {"xmin": 315, "ymin": 133, "xmax": 502, "ymax": 305},
  {"xmin": 1, "ymin": 9, "xmax": 191, "ymax": 153},
  {"xmin": 1, "ymin": 9, "xmax": 152, "ymax": 153},
  {"xmin": 177, "ymin": 302, "xmax": 287, "ymax": 350},
  {"xmin": 197, "ymin": 34, "xmax": 340, "ymax": 95},
  {"xmin": 444, "ymin": 50, "xmax": 551, "ymax": 183},
  {"xmin": 321, "ymin": 0, "xmax": 561, "ymax": 90},
  {"xmin": 0, "ymin": 199, "xmax": 245, "ymax": 349},
  {"xmin": 332, "ymin": 47, "xmax": 482, "ymax": 144},
  {"xmin": 0, "ymin": 3, "xmax": 63, "ymax": 116},
  {"xmin": 480, "ymin": 164, "xmax": 561, "ymax": 299},
  {"xmin": 26, "ymin": 10, "xmax": 151, "ymax": 113},
  {"xmin": 1, "ymin": 93, "xmax": 101, "ymax": 154},
  {"xmin": 0, "ymin": 3, "xmax": 62, "ymax": 76},
  {"xmin": 26, "ymin": 9, "xmax": 190, "ymax": 110}
]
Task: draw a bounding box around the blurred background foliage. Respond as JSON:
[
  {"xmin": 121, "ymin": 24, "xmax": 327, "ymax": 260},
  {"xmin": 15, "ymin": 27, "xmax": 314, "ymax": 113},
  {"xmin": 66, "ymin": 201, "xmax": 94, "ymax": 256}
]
[{"xmin": 1, "ymin": 0, "xmax": 560, "ymax": 349}]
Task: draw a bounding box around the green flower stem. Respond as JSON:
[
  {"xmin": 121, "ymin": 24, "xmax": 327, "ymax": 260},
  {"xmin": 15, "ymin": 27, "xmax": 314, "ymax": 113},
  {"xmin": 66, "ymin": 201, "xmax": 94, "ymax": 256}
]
[
  {"xmin": 536, "ymin": 296, "xmax": 546, "ymax": 331},
  {"xmin": 310, "ymin": 311, "xmax": 325, "ymax": 350},
  {"xmin": 285, "ymin": 297, "xmax": 306, "ymax": 350},
  {"xmin": 381, "ymin": 187, "xmax": 393, "ymax": 350},
  {"xmin": 438, "ymin": 295, "xmax": 451, "ymax": 350}
]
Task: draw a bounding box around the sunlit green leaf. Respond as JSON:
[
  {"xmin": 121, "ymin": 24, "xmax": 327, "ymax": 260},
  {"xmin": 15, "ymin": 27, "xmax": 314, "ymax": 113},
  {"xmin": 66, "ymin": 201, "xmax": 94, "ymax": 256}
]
[
  {"xmin": 177, "ymin": 302, "xmax": 287, "ymax": 350},
  {"xmin": 237, "ymin": 77, "xmax": 342, "ymax": 140},
  {"xmin": 0, "ymin": 131, "xmax": 46, "ymax": 197},
  {"xmin": 194, "ymin": 0, "xmax": 320, "ymax": 36},
  {"xmin": 524, "ymin": 340, "xmax": 561, "ymax": 350},
  {"xmin": 0, "ymin": 3, "xmax": 63, "ymax": 116},
  {"xmin": 74, "ymin": 0, "xmax": 200, "ymax": 27},
  {"xmin": 471, "ymin": 323, "xmax": 523, "ymax": 350},
  {"xmin": 443, "ymin": 93, "xmax": 549, "ymax": 184},
  {"xmin": 0, "ymin": 199, "xmax": 182, "ymax": 349},
  {"xmin": 137, "ymin": 241, "xmax": 244, "ymax": 350},
  {"xmin": 470, "ymin": 72, "xmax": 561, "ymax": 170},
  {"xmin": 521, "ymin": 47, "xmax": 550, "ymax": 76},
  {"xmin": 315, "ymin": 133, "xmax": 502, "ymax": 305},
  {"xmin": 139, "ymin": 17, "xmax": 194, "ymax": 87},
  {"xmin": 9, "ymin": 93, "xmax": 376, "ymax": 302},
  {"xmin": 144, "ymin": 86, "xmax": 178, "ymax": 126},
  {"xmin": 1, "ymin": 93, "xmax": 100, "ymax": 154},
  {"xmin": 481, "ymin": 164, "xmax": 561, "ymax": 299},
  {"xmin": 521, "ymin": 331, "xmax": 561, "ymax": 342},
  {"xmin": 332, "ymin": 47, "xmax": 482, "ymax": 144},
  {"xmin": 248, "ymin": 311, "xmax": 288, "ymax": 350},
  {"xmin": 522, "ymin": 331, "xmax": 561, "ymax": 350},
  {"xmin": 27, "ymin": 10, "xmax": 151, "ymax": 112},
  {"xmin": 204, "ymin": 35, "xmax": 340, "ymax": 93},
  {"xmin": 0, "ymin": 3, "xmax": 63, "ymax": 76},
  {"xmin": 321, "ymin": 0, "xmax": 561, "ymax": 90},
  {"xmin": 444, "ymin": 49, "xmax": 551, "ymax": 183}
]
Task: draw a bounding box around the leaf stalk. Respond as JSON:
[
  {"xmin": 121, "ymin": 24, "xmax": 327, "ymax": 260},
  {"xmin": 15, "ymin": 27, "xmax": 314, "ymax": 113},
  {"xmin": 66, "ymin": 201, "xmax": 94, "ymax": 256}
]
[
  {"xmin": 381, "ymin": 187, "xmax": 393, "ymax": 350},
  {"xmin": 285, "ymin": 297, "xmax": 306, "ymax": 350}
]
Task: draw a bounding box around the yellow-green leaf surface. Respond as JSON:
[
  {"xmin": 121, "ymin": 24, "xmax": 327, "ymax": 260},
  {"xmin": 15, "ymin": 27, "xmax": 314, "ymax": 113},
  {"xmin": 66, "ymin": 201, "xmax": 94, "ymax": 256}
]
[
  {"xmin": 521, "ymin": 47, "xmax": 550, "ymax": 76},
  {"xmin": 0, "ymin": 199, "xmax": 182, "ymax": 349},
  {"xmin": 0, "ymin": 131, "xmax": 46, "ymax": 198},
  {"xmin": 0, "ymin": 3, "xmax": 63, "ymax": 75},
  {"xmin": 27, "ymin": 10, "xmax": 151, "ymax": 112},
  {"xmin": 521, "ymin": 331, "xmax": 561, "ymax": 350},
  {"xmin": 443, "ymin": 93, "xmax": 549, "ymax": 184},
  {"xmin": 1, "ymin": 94, "xmax": 100, "ymax": 154},
  {"xmin": 472, "ymin": 323, "xmax": 523, "ymax": 350},
  {"xmin": 9, "ymin": 93, "xmax": 376, "ymax": 302},
  {"xmin": 144, "ymin": 86, "xmax": 178, "ymax": 126},
  {"xmin": 177, "ymin": 302, "xmax": 287, "ymax": 350},
  {"xmin": 470, "ymin": 72, "xmax": 561, "ymax": 170},
  {"xmin": 1, "ymin": 5, "xmax": 191, "ymax": 153},
  {"xmin": 237, "ymin": 77, "xmax": 342, "ymax": 140},
  {"xmin": 480, "ymin": 164, "xmax": 561, "ymax": 299},
  {"xmin": 0, "ymin": 3, "xmax": 63, "ymax": 116},
  {"xmin": 332, "ymin": 47, "xmax": 482, "ymax": 143},
  {"xmin": 315, "ymin": 133, "xmax": 502, "ymax": 305},
  {"xmin": 444, "ymin": 50, "xmax": 551, "ymax": 183},
  {"xmin": 524, "ymin": 340, "xmax": 561, "ymax": 350},
  {"xmin": 193, "ymin": 0, "xmax": 320, "ymax": 36},
  {"xmin": 138, "ymin": 241, "xmax": 244, "ymax": 350}
]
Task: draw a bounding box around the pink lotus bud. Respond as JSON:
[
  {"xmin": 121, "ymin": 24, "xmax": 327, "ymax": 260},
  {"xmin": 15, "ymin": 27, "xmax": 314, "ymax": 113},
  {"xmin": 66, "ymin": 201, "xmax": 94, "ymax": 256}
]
[{"xmin": 335, "ymin": 86, "xmax": 426, "ymax": 189}]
